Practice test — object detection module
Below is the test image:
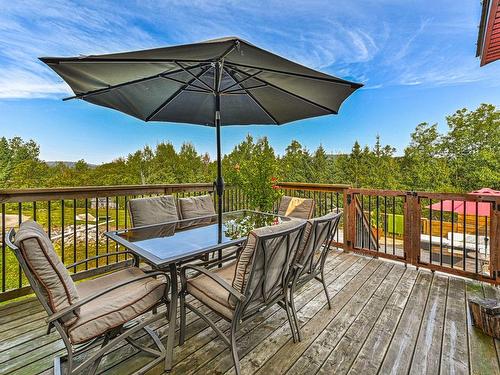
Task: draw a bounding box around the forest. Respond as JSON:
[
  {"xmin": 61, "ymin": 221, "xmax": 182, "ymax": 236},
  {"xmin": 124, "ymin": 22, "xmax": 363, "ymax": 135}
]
[{"xmin": 1, "ymin": 104, "xmax": 498, "ymax": 195}]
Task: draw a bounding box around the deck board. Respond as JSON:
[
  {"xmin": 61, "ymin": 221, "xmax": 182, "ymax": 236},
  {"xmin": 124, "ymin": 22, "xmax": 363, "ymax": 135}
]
[{"xmin": 1, "ymin": 251, "xmax": 499, "ymax": 375}]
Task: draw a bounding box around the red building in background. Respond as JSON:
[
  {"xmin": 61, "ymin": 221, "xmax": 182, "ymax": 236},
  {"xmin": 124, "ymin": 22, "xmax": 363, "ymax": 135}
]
[{"xmin": 477, "ymin": 0, "xmax": 500, "ymax": 66}]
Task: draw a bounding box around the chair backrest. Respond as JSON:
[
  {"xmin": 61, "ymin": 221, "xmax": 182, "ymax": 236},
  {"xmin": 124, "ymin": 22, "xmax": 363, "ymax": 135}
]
[
  {"xmin": 278, "ymin": 196, "xmax": 315, "ymax": 219},
  {"xmin": 296, "ymin": 211, "xmax": 342, "ymax": 279},
  {"xmin": 128, "ymin": 195, "xmax": 179, "ymax": 227},
  {"xmin": 231, "ymin": 219, "xmax": 306, "ymax": 317},
  {"xmin": 178, "ymin": 194, "xmax": 216, "ymax": 220},
  {"xmin": 7, "ymin": 221, "xmax": 80, "ymax": 325}
]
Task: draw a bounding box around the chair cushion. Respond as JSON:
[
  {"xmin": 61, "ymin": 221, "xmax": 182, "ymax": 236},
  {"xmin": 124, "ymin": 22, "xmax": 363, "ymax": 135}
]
[
  {"xmin": 278, "ymin": 196, "xmax": 315, "ymax": 219},
  {"xmin": 14, "ymin": 221, "xmax": 80, "ymax": 324},
  {"xmin": 178, "ymin": 195, "xmax": 216, "ymax": 220},
  {"xmin": 68, "ymin": 267, "xmax": 166, "ymax": 344},
  {"xmin": 187, "ymin": 262, "xmax": 236, "ymax": 319},
  {"xmin": 128, "ymin": 195, "xmax": 179, "ymax": 227},
  {"xmin": 232, "ymin": 220, "xmax": 305, "ymax": 300}
]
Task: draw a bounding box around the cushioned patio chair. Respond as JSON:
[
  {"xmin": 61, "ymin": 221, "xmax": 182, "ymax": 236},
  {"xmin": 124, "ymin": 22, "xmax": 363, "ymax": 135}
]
[
  {"xmin": 6, "ymin": 221, "xmax": 170, "ymax": 375},
  {"xmin": 178, "ymin": 219, "xmax": 307, "ymax": 375},
  {"xmin": 278, "ymin": 196, "xmax": 315, "ymax": 219},
  {"xmin": 178, "ymin": 194, "xmax": 216, "ymax": 220},
  {"xmin": 288, "ymin": 211, "xmax": 342, "ymax": 341},
  {"xmin": 128, "ymin": 195, "xmax": 179, "ymax": 227}
]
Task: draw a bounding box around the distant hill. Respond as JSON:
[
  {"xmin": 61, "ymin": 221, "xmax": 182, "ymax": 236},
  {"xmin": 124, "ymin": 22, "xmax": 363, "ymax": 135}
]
[{"xmin": 45, "ymin": 161, "xmax": 98, "ymax": 168}]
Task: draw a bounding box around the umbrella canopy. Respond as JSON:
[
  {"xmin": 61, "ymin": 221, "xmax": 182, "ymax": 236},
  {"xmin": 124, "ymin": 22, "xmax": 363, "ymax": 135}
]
[
  {"xmin": 426, "ymin": 188, "xmax": 499, "ymax": 217},
  {"xmin": 40, "ymin": 36, "xmax": 362, "ymax": 219}
]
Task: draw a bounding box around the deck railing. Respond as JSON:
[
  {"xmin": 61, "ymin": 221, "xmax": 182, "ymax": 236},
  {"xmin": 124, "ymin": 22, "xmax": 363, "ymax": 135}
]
[
  {"xmin": 1, "ymin": 182, "xmax": 499, "ymax": 302},
  {"xmin": 0, "ymin": 183, "xmax": 246, "ymax": 301},
  {"xmin": 275, "ymin": 183, "xmax": 500, "ymax": 284}
]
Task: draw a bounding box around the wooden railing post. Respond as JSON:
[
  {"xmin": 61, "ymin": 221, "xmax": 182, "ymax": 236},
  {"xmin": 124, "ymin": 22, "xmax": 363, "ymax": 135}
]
[
  {"xmin": 404, "ymin": 192, "xmax": 421, "ymax": 266},
  {"xmin": 344, "ymin": 190, "xmax": 352, "ymax": 252}
]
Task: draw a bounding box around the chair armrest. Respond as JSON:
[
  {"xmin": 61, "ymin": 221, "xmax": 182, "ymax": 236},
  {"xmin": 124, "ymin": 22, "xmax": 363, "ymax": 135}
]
[
  {"xmin": 65, "ymin": 251, "xmax": 136, "ymax": 270},
  {"xmin": 180, "ymin": 265, "xmax": 245, "ymax": 302},
  {"xmin": 47, "ymin": 271, "xmax": 170, "ymax": 324}
]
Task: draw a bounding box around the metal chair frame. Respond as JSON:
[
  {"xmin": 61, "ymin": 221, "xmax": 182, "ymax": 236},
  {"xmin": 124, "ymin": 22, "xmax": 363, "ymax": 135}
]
[
  {"xmin": 289, "ymin": 212, "xmax": 342, "ymax": 341},
  {"xmin": 178, "ymin": 221, "xmax": 306, "ymax": 375},
  {"xmin": 6, "ymin": 228, "xmax": 171, "ymax": 375}
]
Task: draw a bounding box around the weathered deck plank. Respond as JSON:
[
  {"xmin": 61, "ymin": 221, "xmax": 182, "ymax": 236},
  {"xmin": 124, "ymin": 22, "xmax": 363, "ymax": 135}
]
[{"xmin": 0, "ymin": 252, "xmax": 499, "ymax": 375}]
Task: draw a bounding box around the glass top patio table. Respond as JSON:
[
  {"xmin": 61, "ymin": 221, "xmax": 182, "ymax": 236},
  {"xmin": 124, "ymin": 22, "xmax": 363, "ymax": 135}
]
[{"xmin": 105, "ymin": 210, "xmax": 291, "ymax": 267}]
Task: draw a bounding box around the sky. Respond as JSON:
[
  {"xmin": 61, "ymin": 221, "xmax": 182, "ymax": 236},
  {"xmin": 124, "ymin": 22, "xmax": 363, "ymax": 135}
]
[{"xmin": 0, "ymin": 0, "xmax": 499, "ymax": 164}]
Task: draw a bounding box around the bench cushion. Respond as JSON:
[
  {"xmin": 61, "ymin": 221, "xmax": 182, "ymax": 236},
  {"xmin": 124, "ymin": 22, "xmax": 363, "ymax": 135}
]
[
  {"xmin": 178, "ymin": 195, "xmax": 216, "ymax": 220},
  {"xmin": 128, "ymin": 195, "xmax": 179, "ymax": 227}
]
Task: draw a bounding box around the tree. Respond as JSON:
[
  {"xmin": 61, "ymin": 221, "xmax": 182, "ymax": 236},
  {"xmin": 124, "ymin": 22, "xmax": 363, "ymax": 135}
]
[
  {"xmin": 400, "ymin": 123, "xmax": 451, "ymax": 191},
  {"xmin": 443, "ymin": 104, "xmax": 500, "ymax": 191},
  {"xmin": 280, "ymin": 140, "xmax": 313, "ymax": 182}
]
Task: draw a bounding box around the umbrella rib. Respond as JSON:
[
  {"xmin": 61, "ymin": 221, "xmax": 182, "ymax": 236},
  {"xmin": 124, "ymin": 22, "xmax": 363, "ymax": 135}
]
[
  {"xmin": 63, "ymin": 62, "xmax": 210, "ymax": 101},
  {"xmin": 224, "ymin": 67, "xmax": 279, "ymax": 125},
  {"xmin": 175, "ymin": 62, "xmax": 214, "ymax": 92},
  {"xmin": 220, "ymin": 71, "xmax": 262, "ymax": 93},
  {"xmin": 224, "ymin": 83, "xmax": 267, "ymax": 94},
  {"xmin": 146, "ymin": 66, "xmax": 211, "ymax": 122},
  {"xmin": 226, "ymin": 62, "xmax": 362, "ymax": 88},
  {"xmin": 227, "ymin": 65, "xmax": 337, "ymax": 114},
  {"xmin": 160, "ymin": 76, "xmax": 211, "ymax": 92}
]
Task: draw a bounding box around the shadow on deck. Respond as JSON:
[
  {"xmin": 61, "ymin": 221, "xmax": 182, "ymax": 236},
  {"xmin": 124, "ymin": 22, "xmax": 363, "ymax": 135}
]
[{"xmin": 1, "ymin": 250, "xmax": 499, "ymax": 375}]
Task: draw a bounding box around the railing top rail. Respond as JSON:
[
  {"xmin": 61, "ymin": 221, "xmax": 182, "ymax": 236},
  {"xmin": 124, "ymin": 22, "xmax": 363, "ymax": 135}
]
[
  {"xmin": 276, "ymin": 182, "xmax": 350, "ymax": 192},
  {"xmin": 0, "ymin": 183, "xmax": 216, "ymax": 203},
  {"xmin": 347, "ymin": 188, "xmax": 500, "ymax": 203}
]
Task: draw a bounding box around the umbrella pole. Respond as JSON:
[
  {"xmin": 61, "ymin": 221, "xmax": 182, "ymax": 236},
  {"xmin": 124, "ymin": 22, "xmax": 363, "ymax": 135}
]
[{"xmin": 214, "ymin": 63, "xmax": 224, "ymax": 251}]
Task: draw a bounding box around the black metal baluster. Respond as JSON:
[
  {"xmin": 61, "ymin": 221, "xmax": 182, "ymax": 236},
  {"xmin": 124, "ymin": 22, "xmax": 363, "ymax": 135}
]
[
  {"xmin": 368, "ymin": 195, "xmax": 371, "ymax": 250},
  {"xmin": 106, "ymin": 197, "xmax": 109, "ymax": 265},
  {"xmin": 33, "ymin": 201, "xmax": 37, "ymax": 221},
  {"xmin": 475, "ymin": 202, "xmax": 479, "ymax": 274},
  {"xmin": 18, "ymin": 203, "xmax": 23, "ymax": 287},
  {"xmin": 376, "ymin": 196, "xmax": 379, "ymax": 252},
  {"xmin": 124, "ymin": 196, "xmax": 128, "ymax": 229},
  {"xmin": 451, "ymin": 200, "xmax": 454, "ymax": 268},
  {"xmin": 61, "ymin": 200, "xmax": 65, "ymax": 264},
  {"xmin": 115, "ymin": 196, "xmax": 119, "ymax": 260},
  {"xmin": 440, "ymin": 200, "xmax": 443, "ymax": 266},
  {"xmin": 361, "ymin": 195, "xmax": 365, "ymax": 249},
  {"xmin": 392, "ymin": 196, "xmax": 396, "ymax": 255},
  {"xmin": 384, "ymin": 196, "xmax": 387, "ymax": 253},
  {"xmin": 73, "ymin": 199, "xmax": 77, "ymax": 272},
  {"xmin": 85, "ymin": 198, "xmax": 89, "ymax": 270},
  {"xmin": 48, "ymin": 201, "xmax": 52, "ymax": 239},
  {"xmin": 95, "ymin": 197, "xmax": 99, "ymax": 268},
  {"xmin": 463, "ymin": 202, "xmax": 466, "ymax": 271},
  {"xmin": 1, "ymin": 203, "xmax": 6, "ymax": 292},
  {"xmin": 429, "ymin": 199, "xmax": 432, "ymax": 264}
]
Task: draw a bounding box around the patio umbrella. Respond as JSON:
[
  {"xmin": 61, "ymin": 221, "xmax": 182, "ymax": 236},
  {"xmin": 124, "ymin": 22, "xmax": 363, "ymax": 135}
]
[
  {"xmin": 40, "ymin": 37, "xmax": 363, "ymax": 221},
  {"xmin": 426, "ymin": 188, "xmax": 499, "ymax": 216}
]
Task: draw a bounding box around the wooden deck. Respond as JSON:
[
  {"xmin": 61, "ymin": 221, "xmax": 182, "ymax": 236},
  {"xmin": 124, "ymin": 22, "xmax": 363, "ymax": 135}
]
[{"xmin": 1, "ymin": 251, "xmax": 500, "ymax": 375}]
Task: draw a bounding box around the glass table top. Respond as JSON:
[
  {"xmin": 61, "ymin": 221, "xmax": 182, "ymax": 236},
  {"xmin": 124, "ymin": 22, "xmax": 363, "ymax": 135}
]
[{"xmin": 105, "ymin": 210, "xmax": 289, "ymax": 266}]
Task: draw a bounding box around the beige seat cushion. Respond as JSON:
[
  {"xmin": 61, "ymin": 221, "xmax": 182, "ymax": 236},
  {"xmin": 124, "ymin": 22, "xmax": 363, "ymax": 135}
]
[
  {"xmin": 128, "ymin": 195, "xmax": 179, "ymax": 227},
  {"xmin": 178, "ymin": 195, "xmax": 216, "ymax": 220},
  {"xmin": 14, "ymin": 221, "xmax": 80, "ymax": 325},
  {"xmin": 187, "ymin": 262, "xmax": 236, "ymax": 319},
  {"xmin": 278, "ymin": 196, "xmax": 315, "ymax": 219},
  {"xmin": 69, "ymin": 267, "xmax": 165, "ymax": 344}
]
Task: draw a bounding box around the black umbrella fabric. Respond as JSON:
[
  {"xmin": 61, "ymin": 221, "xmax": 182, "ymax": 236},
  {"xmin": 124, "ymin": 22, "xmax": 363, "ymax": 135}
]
[{"xmin": 40, "ymin": 36, "xmax": 362, "ymax": 219}]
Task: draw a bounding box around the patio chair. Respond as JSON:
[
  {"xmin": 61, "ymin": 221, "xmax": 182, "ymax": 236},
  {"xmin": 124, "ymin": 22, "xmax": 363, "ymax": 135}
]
[
  {"xmin": 128, "ymin": 195, "xmax": 179, "ymax": 227},
  {"xmin": 6, "ymin": 221, "xmax": 170, "ymax": 375},
  {"xmin": 177, "ymin": 194, "xmax": 216, "ymax": 220},
  {"xmin": 179, "ymin": 219, "xmax": 307, "ymax": 375},
  {"xmin": 278, "ymin": 195, "xmax": 315, "ymax": 219},
  {"xmin": 288, "ymin": 211, "xmax": 342, "ymax": 341}
]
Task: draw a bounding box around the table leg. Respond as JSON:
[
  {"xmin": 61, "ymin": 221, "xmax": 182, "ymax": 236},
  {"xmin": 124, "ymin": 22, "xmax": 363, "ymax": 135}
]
[{"xmin": 165, "ymin": 263, "xmax": 178, "ymax": 371}]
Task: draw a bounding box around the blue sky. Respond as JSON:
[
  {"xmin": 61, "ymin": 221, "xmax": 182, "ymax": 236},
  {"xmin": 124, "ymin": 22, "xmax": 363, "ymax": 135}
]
[{"xmin": 0, "ymin": 0, "xmax": 499, "ymax": 164}]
